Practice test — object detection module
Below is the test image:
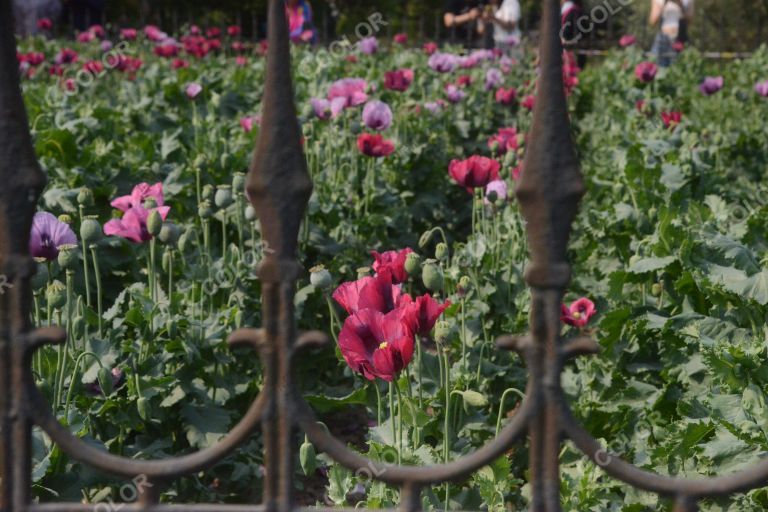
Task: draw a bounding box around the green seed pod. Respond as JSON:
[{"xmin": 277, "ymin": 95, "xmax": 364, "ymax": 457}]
[
  {"xmin": 162, "ymin": 250, "xmax": 172, "ymax": 273},
  {"xmin": 404, "ymin": 252, "xmax": 421, "ymax": 276},
  {"xmin": 356, "ymin": 266, "xmax": 371, "ymax": 279},
  {"xmin": 31, "ymin": 263, "xmax": 49, "ymax": 291},
  {"xmin": 193, "ymin": 154, "xmax": 206, "ymax": 169},
  {"xmin": 234, "ymin": 309, "xmax": 243, "ymax": 328},
  {"xmin": 146, "ymin": 210, "xmax": 163, "ymax": 237},
  {"xmin": 97, "ymin": 367, "xmax": 113, "ymax": 396},
  {"xmin": 202, "ymin": 184, "xmax": 215, "ymax": 201},
  {"xmin": 309, "ymin": 265, "xmax": 332, "ymax": 290},
  {"xmin": 77, "ymin": 187, "xmax": 94, "ymax": 207},
  {"xmin": 244, "ymin": 205, "xmax": 257, "ymax": 221},
  {"xmin": 421, "ymin": 261, "xmax": 444, "ymax": 292},
  {"xmin": 434, "ymin": 321, "xmax": 451, "ymax": 343},
  {"xmin": 72, "ymin": 315, "xmax": 85, "ymax": 336},
  {"xmin": 458, "ymin": 275, "xmax": 472, "ymax": 295},
  {"xmin": 435, "ymin": 243, "xmax": 448, "ymax": 262},
  {"xmin": 57, "ymin": 245, "xmax": 79, "ymax": 270},
  {"xmin": 143, "ymin": 197, "xmax": 158, "ymax": 209},
  {"xmin": 158, "ymin": 222, "xmax": 181, "ymax": 245},
  {"xmin": 232, "ymin": 172, "xmax": 246, "ymax": 192},
  {"xmin": 299, "ymin": 439, "xmax": 317, "ymax": 476},
  {"xmin": 137, "ymin": 397, "xmax": 149, "ymax": 421},
  {"xmin": 80, "ymin": 217, "xmax": 103, "ymax": 243},
  {"xmin": 651, "ymin": 283, "xmax": 663, "ymax": 297},
  {"xmin": 486, "ymin": 190, "xmax": 499, "ymax": 204},
  {"xmin": 198, "ymin": 201, "xmax": 213, "ymax": 219},
  {"xmin": 58, "ymin": 214, "xmax": 73, "ymax": 225},
  {"xmin": 178, "ymin": 228, "xmax": 194, "ymax": 252},
  {"xmin": 215, "ymin": 185, "xmax": 234, "ymax": 209}
]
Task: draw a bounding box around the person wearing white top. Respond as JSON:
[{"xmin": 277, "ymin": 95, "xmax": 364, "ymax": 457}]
[
  {"xmin": 649, "ymin": 0, "xmax": 694, "ymax": 66},
  {"xmin": 481, "ymin": 0, "xmax": 522, "ymax": 51}
]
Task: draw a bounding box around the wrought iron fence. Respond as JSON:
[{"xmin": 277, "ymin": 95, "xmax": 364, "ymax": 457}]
[{"xmin": 2, "ymin": 0, "xmax": 768, "ymax": 511}]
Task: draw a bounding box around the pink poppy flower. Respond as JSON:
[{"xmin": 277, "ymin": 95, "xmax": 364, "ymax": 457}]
[
  {"xmin": 384, "ymin": 69, "xmax": 414, "ymax": 92},
  {"xmin": 37, "ymin": 18, "xmax": 53, "ymax": 31},
  {"xmin": 423, "ymin": 42, "xmax": 438, "ymax": 55},
  {"xmin": 393, "ymin": 33, "xmax": 408, "ymax": 44},
  {"xmin": 327, "ymin": 78, "xmax": 368, "ymax": 108},
  {"xmin": 371, "ymin": 248, "xmax": 413, "ymax": 284},
  {"xmin": 449, "ymin": 156, "xmax": 501, "ymax": 193},
  {"xmin": 756, "ymin": 80, "xmax": 768, "ymax": 97},
  {"xmin": 619, "ymin": 35, "xmax": 636, "ymax": 47},
  {"xmin": 634, "ymin": 61, "xmax": 658, "ymax": 83},
  {"xmin": 240, "ymin": 116, "xmax": 259, "ymax": 133},
  {"xmin": 495, "ymin": 87, "xmax": 517, "ymax": 105},
  {"xmin": 699, "ymin": 76, "xmax": 724, "ymax": 96},
  {"xmin": 120, "ymin": 28, "xmax": 137, "ymax": 40},
  {"xmin": 405, "ymin": 294, "xmax": 450, "ymax": 337},
  {"xmin": 186, "ymin": 82, "xmax": 202, "ymax": 99},
  {"xmin": 661, "ymin": 110, "xmax": 682, "ymax": 129},
  {"xmin": 338, "ymin": 308, "xmax": 415, "ymax": 382},
  {"xmin": 310, "ymin": 97, "xmax": 346, "ymax": 120},
  {"xmin": 333, "ymin": 270, "xmax": 411, "ymax": 315},
  {"xmin": 484, "ymin": 179, "xmax": 508, "ymax": 205},
  {"xmin": 521, "ymin": 94, "xmax": 536, "ymax": 111},
  {"xmin": 488, "ymin": 127, "xmax": 519, "ymax": 155},
  {"xmin": 560, "ymin": 298, "xmax": 596, "ymax": 328}
]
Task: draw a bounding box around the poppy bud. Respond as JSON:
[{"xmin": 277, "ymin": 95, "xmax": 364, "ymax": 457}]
[
  {"xmin": 299, "ymin": 439, "xmax": 317, "ymax": 475},
  {"xmin": 146, "ymin": 210, "xmax": 163, "ymax": 237},
  {"xmin": 46, "ymin": 282, "xmax": 66, "ymax": 309},
  {"xmin": 162, "ymin": 250, "xmax": 172, "ymax": 272},
  {"xmin": 97, "ymin": 367, "xmax": 113, "ymax": 396},
  {"xmin": 137, "ymin": 397, "xmax": 149, "ymax": 420},
  {"xmin": 80, "ymin": 217, "xmax": 103, "ymax": 243},
  {"xmin": 215, "ymin": 185, "xmax": 234, "ymax": 209},
  {"xmin": 232, "ymin": 172, "xmax": 246, "ymax": 193},
  {"xmin": 309, "ymin": 265, "xmax": 332, "ymax": 290},
  {"xmin": 435, "ymin": 243, "xmax": 448, "ymax": 261},
  {"xmin": 178, "ymin": 228, "xmax": 195, "ymax": 252},
  {"xmin": 58, "ymin": 214, "xmax": 73, "ymax": 224},
  {"xmin": 158, "ymin": 222, "xmax": 181, "ymax": 245},
  {"xmin": 143, "ymin": 197, "xmax": 158, "ymax": 209},
  {"xmin": 77, "ymin": 187, "xmax": 94, "ymax": 206},
  {"xmin": 32, "ymin": 263, "xmax": 49, "ymax": 291},
  {"xmin": 357, "ymin": 266, "xmax": 371, "ymax": 279},
  {"xmin": 198, "ymin": 201, "xmax": 213, "ymax": 219},
  {"xmin": 202, "ymin": 184, "xmax": 215, "ymax": 201},
  {"xmin": 422, "ymin": 261, "xmax": 444, "ymax": 291},
  {"xmin": 404, "ymin": 252, "xmax": 421, "ymax": 275},
  {"xmin": 349, "ymin": 120, "xmax": 362, "ymax": 135},
  {"xmin": 244, "ymin": 206, "xmax": 257, "ymax": 222},
  {"xmin": 434, "ymin": 321, "xmax": 451, "ymax": 343},
  {"xmin": 57, "ymin": 245, "xmax": 79, "ymax": 270},
  {"xmin": 193, "ymin": 154, "xmax": 206, "ymax": 169},
  {"xmin": 72, "ymin": 315, "xmax": 85, "ymax": 336},
  {"xmin": 652, "ymin": 283, "xmax": 663, "ymax": 296}
]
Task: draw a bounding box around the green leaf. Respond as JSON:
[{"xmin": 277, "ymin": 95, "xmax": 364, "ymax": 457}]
[
  {"xmin": 304, "ymin": 387, "xmax": 368, "ymax": 413},
  {"xmin": 181, "ymin": 404, "xmax": 231, "ymax": 449},
  {"xmin": 627, "ymin": 256, "xmax": 676, "ymax": 274}
]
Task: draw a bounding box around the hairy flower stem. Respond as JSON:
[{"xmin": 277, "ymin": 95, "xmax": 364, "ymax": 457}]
[
  {"xmin": 374, "ymin": 382, "xmax": 382, "ymax": 426},
  {"xmin": 395, "ymin": 382, "xmax": 404, "ymax": 462},
  {"xmin": 325, "ymin": 296, "xmax": 340, "ymax": 343},
  {"xmin": 495, "ymin": 387, "xmax": 526, "ymax": 436},
  {"xmin": 460, "ymin": 298, "xmax": 467, "ymax": 377},
  {"xmin": 63, "ymin": 352, "xmax": 101, "ymax": 420},
  {"xmin": 388, "ymin": 381, "xmax": 400, "ymax": 464},
  {"xmin": 235, "ymin": 195, "xmax": 244, "ymax": 257},
  {"xmin": 221, "ymin": 212, "xmax": 228, "ymax": 264},
  {"xmin": 167, "ymin": 249, "xmax": 174, "ymax": 309},
  {"xmin": 416, "ymin": 337, "xmax": 423, "ymax": 407},
  {"xmin": 90, "ymin": 245, "xmax": 103, "ymax": 338},
  {"xmin": 80, "ymin": 206, "xmax": 92, "ymax": 309}
]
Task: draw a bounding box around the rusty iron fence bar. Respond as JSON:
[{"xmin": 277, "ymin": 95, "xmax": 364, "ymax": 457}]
[{"xmin": 3, "ymin": 0, "xmax": 768, "ymax": 511}]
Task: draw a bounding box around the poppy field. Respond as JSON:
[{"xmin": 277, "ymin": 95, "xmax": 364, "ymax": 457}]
[{"xmin": 14, "ymin": 21, "xmax": 768, "ymax": 511}]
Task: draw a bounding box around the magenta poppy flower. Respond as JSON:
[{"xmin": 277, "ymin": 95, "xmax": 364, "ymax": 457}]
[
  {"xmin": 384, "ymin": 69, "xmax": 414, "ymax": 92},
  {"xmin": 144, "ymin": 25, "xmax": 166, "ymax": 42},
  {"xmin": 445, "ymin": 84, "xmax": 465, "ymax": 103},
  {"xmin": 371, "ymin": 248, "xmax": 413, "ymax": 284},
  {"xmin": 227, "ymin": 25, "xmax": 241, "ymax": 37},
  {"xmin": 406, "ymin": 294, "xmax": 450, "ymax": 337},
  {"xmin": 756, "ymin": 80, "xmax": 768, "ymax": 97},
  {"xmin": 634, "ymin": 61, "xmax": 658, "ymax": 83},
  {"xmin": 37, "ymin": 18, "xmax": 53, "ymax": 31},
  {"xmin": 333, "ymin": 270, "xmax": 411, "ymax": 315},
  {"xmin": 449, "ymin": 156, "xmax": 501, "ymax": 193},
  {"xmin": 172, "ymin": 58, "xmax": 189, "ymax": 70},
  {"xmin": 104, "ymin": 205, "xmax": 170, "ymax": 243},
  {"xmin": 560, "ymin": 298, "xmax": 596, "ymax": 328},
  {"xmin": 358, "ymin": 36, "xmax": 378, "ymax": 55},
  {"xmin": 393, "ymin": 33, "xmax": 408, "ymax": 44},
  {"xmin": 495, "ymin": 87, "xmax": 517, "ymax": 105},
  {"xmin": 29, "ymin": 212, "xmax": 77, "ymax": 261},
  {"xmin": 120, "ymin": 28, "xmax": 137, "ymax": 40},
  {"xmin": 488, "ymin": 127, "xmax": 519, "ymax": 155},
  {"xmin": 424, "ymin": 100, "xmax": 445, "ymax": 114},
  {"xmin": 521, "ymin": 94, "xmax": 536, "ymax": 111},
  {"xmin": 310, "ymin": 97, "xmax": 346, "ymax": 120},
  {"xmin": 55, "ymin": 48, "xmax": 78, "ymax": 65},
  {"xmin": 357, "ymin": 133, "xmax": 395, "ymax": 158},
  {"xmin": 327, "ymin": 78, "xmax": 368, "ymax": 108},
  {"xmin": 111, "ymin": 182, "xmax": 165, "ymax": 212},
  {"xmin": 338, "ymin": 308, "xmax": 415, "ymax": 382},
  {"xmin": 362, "ymin": 100, "xmax": 393, "ymax": 131},
  {"xmin": 423, "ymin": 42, "xmax": 438, "ymax": 55},
  {"xmin": 428, "ymin": 52, "xmax": 457, "ymax": 73},
  {"xmin": 240, "ymin": 116, "xmax": 259, "ymax": 133},
  {"xmin": 661, "ymin": 110, "xmax": 682, "ymax": 129},
  {"xmin": 619, "ymin": 35, "xmax": 636, "ymax": 47},
  {"xmin": 186, "ymin": 82, "xmax": 202, "ymax": 99},
  {"xmin": 699, "ymin": 76, "xmax": 724, "ymax": 96}
]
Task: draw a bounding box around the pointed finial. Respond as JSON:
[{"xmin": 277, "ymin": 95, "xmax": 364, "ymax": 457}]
[{"xmin": 515, "ymin": 0, "xmax": 584, "ymax": 289}]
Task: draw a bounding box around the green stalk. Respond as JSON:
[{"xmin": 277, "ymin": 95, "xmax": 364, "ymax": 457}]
[
  {"xmin": 388, "ymin": 381, "xmax": 399, "ymax": 464},
  {"xmin": 495, "ymin": 387, "xmax": 526, "ymax": 436},
  {"xmin": 460, "ymin": 297, "xmax": 467, "ymax": 376},
  {"xmin": 63, "ymin": 352, "xmax": 103, "ymax": 420},
  {"xmin": 90, "ymin": 245, "xmax": 103, "ymax": 338},
  {"xmin": 167, "ymin": 248, "xmax": 174, "ymax": 310},
  {"xmin": 80, "ymin": 207, "xmax": 92, "ymax": 309},
  {"xmin": 221, "ymin": 211, "xmax": 228, "ymax": 264},
  {"xmin": 374, "ymin": 381, "xmax": 382, "ymax": 426}
]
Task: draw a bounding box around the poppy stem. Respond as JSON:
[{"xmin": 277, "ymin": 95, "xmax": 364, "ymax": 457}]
[
  {"xmin": 374, "ymin": 381, "xmax": 382, "ymax": 426},
  {"xmin": 388, "ymin": 380, "xmax": 397, "ymax": 462},
  {"xmin": 80, "ymin": 206, "xmax": 92, "ymax": 309},
  {"xmin": 90, "ymin": 245, "xmax": 103, "ymax": 338},
  {"xmin": 395, "ymin": 380, "xmax": 404, "ymax": 462}
]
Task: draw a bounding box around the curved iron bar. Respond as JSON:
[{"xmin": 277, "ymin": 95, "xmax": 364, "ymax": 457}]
[{"xmin": 22, "ymin": 328, "xmax": 268, "ymax": 481}]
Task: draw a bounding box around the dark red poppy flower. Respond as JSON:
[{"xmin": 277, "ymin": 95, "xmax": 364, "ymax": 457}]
[
  {"xmin": 448, "ymin": 156, "xmax": 501, "ymax": 193},
  {"xmin": 357, "ymin": 133, "xmax": 395, "ymax": 158},
  {"xmin": 371, "ymin": 248, "xmax": 413, "ymax": 284},
  {"xmin": 406, "ymin": 294, "xmax": 450, "ymax": 337},
  {"xmin": 661, "ymin": 111, "xmax": 682, "ymax": 129},
  {"xmin": 488, "ymin": 127, "xmax": 519, "ymax": 155},
  {"xmin": 333, "ymin": 270, "xmax": 411, "ymax": 315},
  {"xmin": 384, "ymin": 69, "xmax": 414, "ymax": 92},
  {"xmin": 338, "ymin": 308, "xmax": 415, "ymax": 381},
  {"xmin": 560, "ymin": 298, "xmax": 596, "ymax": 328}
]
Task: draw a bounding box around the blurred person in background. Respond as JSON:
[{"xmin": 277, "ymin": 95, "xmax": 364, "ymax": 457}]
[
  {"xmin": 561, "ymin": 0, "xmax": 586, "ymax": 68},
  {"xmin": 650, "ymin": 0, "xmax": 694, "ymax": 66},
  {"xmin": 481, "ymin": 0, "xmax": 522, "ymax": 54},
  {"xmin": 444, "ymin": 0, "xmax": 483, "ymax": 47},
  {"xmin": 287, "ymin": 0, "xmax": 318, "ymax": 44},
  {"xmin": 13, "ymin": 0, "xmax": 61, "ymax": 36}
]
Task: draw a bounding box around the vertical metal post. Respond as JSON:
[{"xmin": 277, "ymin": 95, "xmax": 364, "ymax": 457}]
[
  {"xmin": 516, "ymin": 0, "xmax": 584, "ymax": 510},
  {"xmin": 0, "ymin": 0, "xmax": 47, "ymax": 510},
  {"xmin": 246, "ymin": 0, "xmax": 312, "ymax": 511}
]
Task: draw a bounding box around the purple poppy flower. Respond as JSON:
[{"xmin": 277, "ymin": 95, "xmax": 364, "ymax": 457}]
[
  {"xmin": 30, "ymin": 212, "xmax": 77, "ymax": 261},
  {"xmin": 755, "ymin": 80, "xmax": 768, "ymax": 97},
  {"xmin": 428, "ymin": 52, "xmax": 457, "ymax": 73},
  {"xmin": 699, "ymin": 76, "xmax": 724, "ymax": 96},
  {"xmin": 485, "ymin": 68, "xmax": 503, "ymax": 91},
  {"xmin": 358, "ymin": 36, "xmax": 378, "ymax": 55},
  {"xmin": 361, "ymin": 100, "xmax": 393, "ymax": 131},
  {"xmin": 445, "ymin": 84, "xmax": 465, "ymax": 103},
  {"xmin": 484, "ymin": 179, "xmax": 508, "ymax": 205},
  {"xmin": 185, "ymin": 82, "xmax": 202, "ymax": 99},
  {"xmin": 311, "ymin": 97, "xmax": 346, "ymax": 120},
  {"xmin": 424, "ymin": 101, "xmax": 445, "ymax": 114}
]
